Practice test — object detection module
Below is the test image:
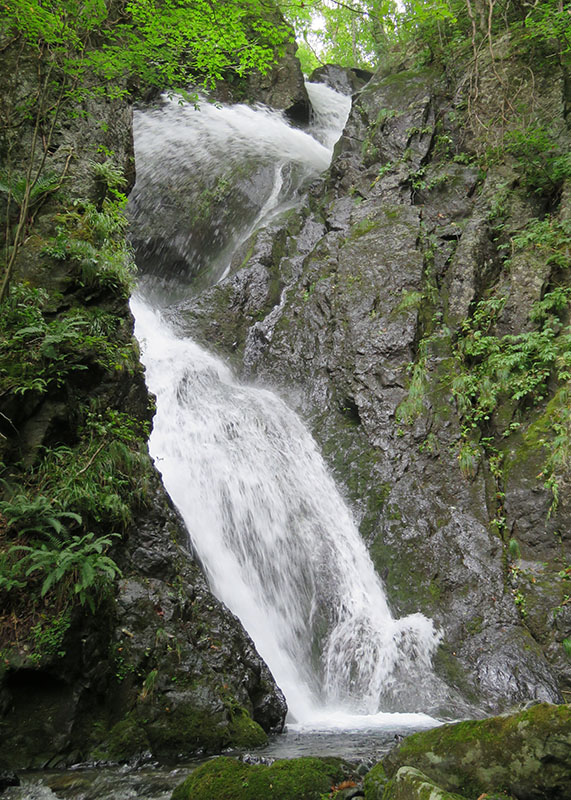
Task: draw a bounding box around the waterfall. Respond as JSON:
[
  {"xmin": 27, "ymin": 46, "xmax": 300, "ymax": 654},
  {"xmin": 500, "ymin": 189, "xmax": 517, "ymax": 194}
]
[{"xmin": 131, "ymin": 83, "xmax": 444, "ymax": 729}]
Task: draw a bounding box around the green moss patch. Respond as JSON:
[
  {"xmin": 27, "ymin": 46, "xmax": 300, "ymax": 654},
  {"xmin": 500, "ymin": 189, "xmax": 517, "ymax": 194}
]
[
  {"xmin": 171, "ymin": 755, "xmax": 354, "ymax": 800},
  {"xmin": 383, "ymin": 703, "xmax": 571, "ymax": 799},
  {"xmin": 363, "ymin": 761, "xmax": 388, "ymax": 800},
  {"xmin": 145, "ymin": 702, "xmax": 267, "ymax": 761},
  {"xmin": 99, "ymin": 714, "xmax": 151, "ymax": 762}
]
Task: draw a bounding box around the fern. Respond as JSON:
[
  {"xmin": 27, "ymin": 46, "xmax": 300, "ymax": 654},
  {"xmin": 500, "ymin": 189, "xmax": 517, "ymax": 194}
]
[
  {"xmin": 10, "ymin": 532, "xmax": 122, "ymax": 612},
  {"xmin": 0, "ymin": 494, "xmax": 81, "ymax": 540}
]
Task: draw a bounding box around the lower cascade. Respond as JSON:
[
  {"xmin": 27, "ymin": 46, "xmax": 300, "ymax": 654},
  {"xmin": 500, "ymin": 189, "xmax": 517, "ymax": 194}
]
[{"xmin": 131, "ymin": 82, "xmax": 444, "ymax": 729}]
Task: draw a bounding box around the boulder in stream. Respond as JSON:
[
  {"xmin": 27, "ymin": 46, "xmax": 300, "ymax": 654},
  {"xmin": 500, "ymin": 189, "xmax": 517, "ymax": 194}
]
[
  {"xmin": 381, "ymin": 702, "xmax": 571, "ymax": 800},
  {"xmin": 171, "ymin": 755, "xmax": 358, "ymax": 800}
]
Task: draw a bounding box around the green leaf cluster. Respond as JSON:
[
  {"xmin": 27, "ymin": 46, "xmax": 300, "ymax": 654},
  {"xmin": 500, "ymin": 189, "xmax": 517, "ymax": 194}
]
[
  {"xmin": 0, "ymin": 286, "xmax": 130, "ymax": 397},
  {"xmin": 1, "ymin": 0, "xmax": 291, "ymax": 93},
  {"xmin": 280, "ymin": 0, "xmax": 401, "ymax": 70},
  {"xmin": 44, "ymin": 197, "xmax": 136, "ymax": 299},
  {"xmin": 280, "ymin": 0, "xmax": 569, "ymax": 73},
  {"xmin": 0, "ymin": 267, "xmax": 152, "ymax": 621},
  {"xmin": 0, "ymin": 403, "xmax": 150, "ymax": 615},
  {"xmin": 9, "ymin": 533, "xmax": 121, "ymax": 612}
]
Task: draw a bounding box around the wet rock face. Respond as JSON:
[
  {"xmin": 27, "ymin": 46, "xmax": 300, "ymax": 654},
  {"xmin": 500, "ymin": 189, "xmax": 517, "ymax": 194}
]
[
  {"xmin": 246, "ymin": 39, "xmax": 310, "ymax": 123},
  {"xmin": 309, "ymin": 64, "xmax": 373, "ymax": 95},
  {"xmin": 213, "ymin": 6, "xmax": 310, "ymax": 125},
  {"xmin": 183, "ymin": 56, "xmax": 570, "ymax": 713},
  {"xmin": 128, "ymin": 129, "xmax": 279, "ymax": 289},
  {"xmin": 105, "ymin": 480, "xmax": 287, "ymax": 760}
]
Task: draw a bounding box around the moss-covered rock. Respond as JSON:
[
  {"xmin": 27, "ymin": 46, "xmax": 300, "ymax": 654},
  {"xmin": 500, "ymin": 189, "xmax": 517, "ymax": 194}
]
[
  {"xmin": 144, "ymin": 700, "xmax": 268, "ymax": 761},
  {"xmin": 383, "ymin": 703, "xmax": 571, "ymax": 800},
  {"xmin": 383, "ymin": 767, "xmax": 469, "ymax": 800},
  {"xmin": 171, "ymin": 755, "xmax": 355, "ymax": 800},
  {"xmin": 99, "ymin": 714, "xmax": 151, "ymax": 762}
]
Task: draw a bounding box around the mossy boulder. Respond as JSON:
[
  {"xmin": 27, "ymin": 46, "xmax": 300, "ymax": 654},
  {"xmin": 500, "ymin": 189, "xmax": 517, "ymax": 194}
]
[
  {"xmin": 144, "ymin": 700, "xmax": 268, "ymax": 760},
  {"xmin": 383, "ymin": 767, "xmax": 469, "ymax": 800},
  {"xmin": 171, "ymin": 755, "xmax": 356, "ymax": 800},
  {"xmin": 383, "ymin": 703, "xmax": 571, "ymax": 800},
  {"xmin": 103, "ymin": 714, "xmax": 150, "ymax": 761},
  {"xmin": 96, "ymin": 696, "xmax": 268, "ymax": 763}
]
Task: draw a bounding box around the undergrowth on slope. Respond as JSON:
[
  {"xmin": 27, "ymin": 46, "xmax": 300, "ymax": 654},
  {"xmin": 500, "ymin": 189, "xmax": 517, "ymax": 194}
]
[{"xmin": 0, "ymin": 167, "xmax": 152, "ymax": 660}]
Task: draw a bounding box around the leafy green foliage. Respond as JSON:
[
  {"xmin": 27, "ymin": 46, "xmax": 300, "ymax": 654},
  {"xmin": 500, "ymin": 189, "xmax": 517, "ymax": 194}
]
[
  {"xmin": 502, "ymin": 127, "xmax": 571, "ymax": 198},
  {"xmin": 280, "ymin": 0, "xmax": 401, "ymax": 70},
  {"xmin": 35, "ymin": 413, "xmax": 152, "ymax": 530},
  {"xmin": 0, "ymin": 171, "xmax": 62, "ymax": 210},
  {"xmin": 281, "ymin": 0, "xmax": 569, "ymax": 74},
  {"xmin": 0, "ymin": 268, "xmax": 151, "ymax": 620},
  {"xmin": 0, "ymin": 483, "xmax": 123, "ymax": 614},
  {"xmin": 0, "ymin": 409, "xmax": 146, "ymax": 615},
  {"xmin": 28, "ymin": 611, "xmax": 71, "ymax": 664},
  {"xmin": 11, "ymin": 532, "xmax": 121, "ymax": 612},
  {"xmin": 0, "ymin": 494, "xmax": 81, "ymax": 539},
  {"xmin": 0, "ymin": 286, "xmax": 130, "ymax": 397},
  {"xmin": 535, "ymin": 387, "xmax": 571, "ymax": 515},
  {"xmin": 455, "ymin": 304, "xmax": 568, "ymax": 414},
  {"xmin": 397, "ymin": 359, "xmax": 429, "ymax": 424},
  {"xmin": 1, "ymin": 0, "xmax": 290, "ymax": 94},
  {"xmin": 457, "ymin": 440, "xmax": 480, "ymax": 479},
  {"xmin": 509, "ymin": 218, "xmax": 571, "ymax": 273},
  {"xmin": 519, "ymin": 1, "xmax": 571, "ymax": 57},
  {"xmin": 508, "ymin": 538, "xmax": 521, "ymax": 561},
  {"xmin": 449, "ymin": 208, "xmax": 570, "ymax": 448},
  {"xmin": 44, "ymin": 193, "xmax": 136, "ymax": 298}
]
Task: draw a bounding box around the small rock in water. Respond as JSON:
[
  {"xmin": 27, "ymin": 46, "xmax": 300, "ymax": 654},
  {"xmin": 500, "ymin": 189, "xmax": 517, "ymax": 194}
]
[{"xmin": 241, "ymin": 752, "xmax": 275, "ymax": 766}]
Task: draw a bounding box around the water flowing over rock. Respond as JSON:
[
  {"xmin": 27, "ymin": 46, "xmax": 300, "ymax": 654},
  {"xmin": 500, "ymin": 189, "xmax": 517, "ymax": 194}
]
[
  {"xmin": 128, "ymin": 86, "xmax": 343, "ymax": 292},
  {"xmin": 130, "ymin": 82, "xmax": 451, "ymax": 725},
  {"xmin": 133, "ymin": 298, "xmax": 444, "ymax": 720}
]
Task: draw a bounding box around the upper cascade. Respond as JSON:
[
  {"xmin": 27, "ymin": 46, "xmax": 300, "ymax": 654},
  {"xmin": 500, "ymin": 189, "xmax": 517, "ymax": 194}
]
[{"xmin": 128, "ymin": 83, "xmax": 350, "ymax": 293}]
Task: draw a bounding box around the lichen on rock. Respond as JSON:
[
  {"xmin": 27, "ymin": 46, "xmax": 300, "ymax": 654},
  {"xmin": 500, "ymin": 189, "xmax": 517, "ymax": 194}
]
[{"xmin": 382, "ymin": 702, "xmax": 571, "ymax": 800}]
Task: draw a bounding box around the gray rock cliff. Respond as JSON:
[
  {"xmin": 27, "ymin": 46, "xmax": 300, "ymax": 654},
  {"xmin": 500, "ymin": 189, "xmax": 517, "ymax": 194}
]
[{"xmin": 180, "ymin": 44, "xmax": 570, "ymax": 714}]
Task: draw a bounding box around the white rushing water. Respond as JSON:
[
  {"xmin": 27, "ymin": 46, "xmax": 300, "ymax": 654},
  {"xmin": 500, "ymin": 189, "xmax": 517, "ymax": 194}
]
[
  {"xmin": 131, "ymin": 82, "xmax": 443, "ymax": 729},
  {"xmin": 129, "ymin": 83, "xmax": 351, "ymax": 289}
]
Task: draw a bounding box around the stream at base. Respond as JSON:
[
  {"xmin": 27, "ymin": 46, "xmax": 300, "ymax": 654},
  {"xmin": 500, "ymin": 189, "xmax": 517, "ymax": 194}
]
[{"xmin": 4, "ymin": 721, "xmax": 441, "ymax": 800}]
